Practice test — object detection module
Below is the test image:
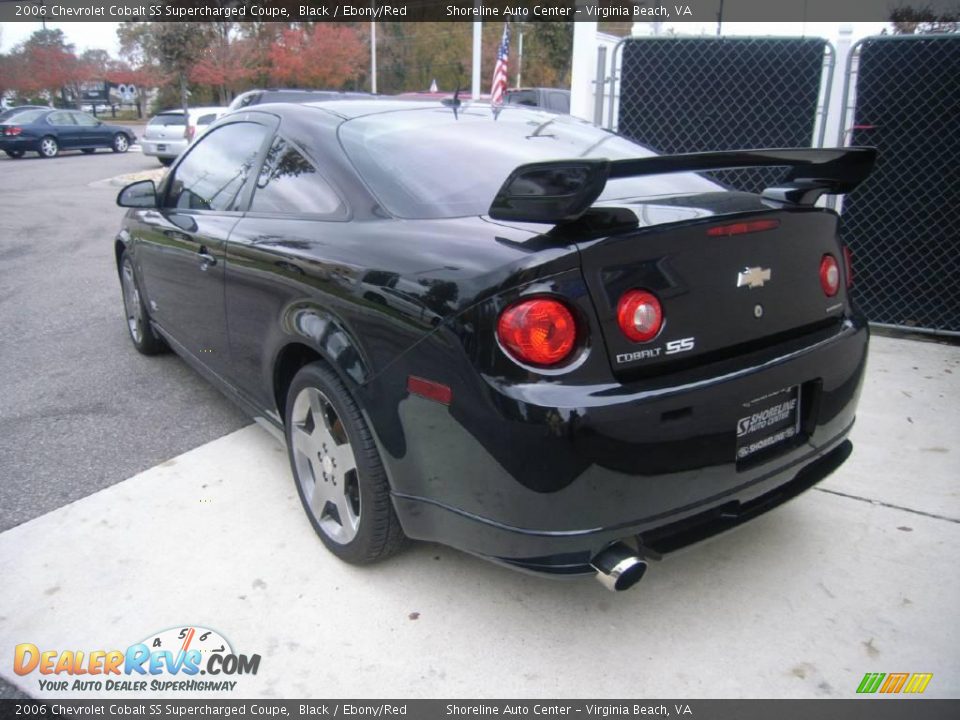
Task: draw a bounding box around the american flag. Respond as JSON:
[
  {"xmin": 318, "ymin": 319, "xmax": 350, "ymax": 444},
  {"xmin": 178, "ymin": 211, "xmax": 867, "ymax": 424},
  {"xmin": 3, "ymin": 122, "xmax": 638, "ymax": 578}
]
[{"xmin": 490, "ymin": 23, "xmax": 511, "ymax": 105}]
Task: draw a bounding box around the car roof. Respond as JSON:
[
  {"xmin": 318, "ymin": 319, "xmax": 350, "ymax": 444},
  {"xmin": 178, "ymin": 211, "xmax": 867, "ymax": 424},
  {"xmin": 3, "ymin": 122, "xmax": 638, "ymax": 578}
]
[{"xmin": 155, "ymin": 106, "xmax": 227, "ymax": 115}]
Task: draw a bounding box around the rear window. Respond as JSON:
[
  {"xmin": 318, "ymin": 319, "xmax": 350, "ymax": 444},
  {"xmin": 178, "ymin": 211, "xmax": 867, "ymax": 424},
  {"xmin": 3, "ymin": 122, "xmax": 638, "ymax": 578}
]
[
  {"xmin": 3, "ymin": 109, "xmax": 46, "ymax": 124},
  {"xmin": 149, "ymin": 113, "xmax": 186, "ymax": 127},
  {"xmin": 339, "ymin": 107, "xmax": 720, "ymax": 219}
]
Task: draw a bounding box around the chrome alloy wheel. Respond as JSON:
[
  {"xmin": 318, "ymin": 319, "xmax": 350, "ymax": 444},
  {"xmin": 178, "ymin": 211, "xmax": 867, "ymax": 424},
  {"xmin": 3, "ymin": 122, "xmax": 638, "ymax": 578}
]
[
  {"xmin": 290, "ymin": 386, "xmax": 361, "ymax": 544},
  {"xmin": 114, "ymin": 134, "xmax": 129, "ymax": 152},
  {"xmin": 121, "ymin": 259, "xmax": 143, "ymax": 344},
  {"xmin": 40, "ymin": 137, "xmax": 58, "ymax": 157}
]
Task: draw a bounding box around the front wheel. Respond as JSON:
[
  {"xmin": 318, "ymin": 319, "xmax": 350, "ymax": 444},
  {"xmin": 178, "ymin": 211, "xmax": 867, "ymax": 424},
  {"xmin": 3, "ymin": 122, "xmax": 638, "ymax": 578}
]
[
  {"xmin": 120, "ymin": 254, "xmax": 167, "ymax": 355},
  {"xmin": 285, "ymin": 362, "xmax": 406, "ymax": 564},
  {"xmin": 38, "ymin": 136, "xmax": 58, "ymax": 158},
  {"xmin": 5, "ymin": 150, "xmax": 24, "ymax": 159},
  {"xmin": 112, "ymin": 133, "xmax": 130, "ymax": 153}
]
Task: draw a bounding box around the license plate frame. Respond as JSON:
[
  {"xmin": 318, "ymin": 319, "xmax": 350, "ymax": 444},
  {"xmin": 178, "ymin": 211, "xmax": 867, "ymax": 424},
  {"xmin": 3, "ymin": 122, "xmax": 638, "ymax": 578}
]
[{"xmin": 736, "ymin": 385, "xmax": 801, "ymax": 461}]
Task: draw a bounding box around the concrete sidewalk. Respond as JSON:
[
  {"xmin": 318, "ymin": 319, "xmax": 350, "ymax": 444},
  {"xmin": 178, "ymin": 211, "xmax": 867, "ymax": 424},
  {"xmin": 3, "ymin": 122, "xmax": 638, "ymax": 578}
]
[{"xmin": 1, "ymin": 335, "xmax": 957, "ymax": 699}]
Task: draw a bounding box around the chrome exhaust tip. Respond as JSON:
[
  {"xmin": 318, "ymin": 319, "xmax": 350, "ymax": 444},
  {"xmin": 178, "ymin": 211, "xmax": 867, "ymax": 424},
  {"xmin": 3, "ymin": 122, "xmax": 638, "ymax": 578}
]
[{"xmin": 591, "ymin": 542, "xmax": 648, "ymax": 592}]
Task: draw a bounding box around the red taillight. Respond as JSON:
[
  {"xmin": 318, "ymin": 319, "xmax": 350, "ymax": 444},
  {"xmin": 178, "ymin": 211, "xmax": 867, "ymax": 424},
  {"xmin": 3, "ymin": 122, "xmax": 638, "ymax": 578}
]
[
  {"xmin": 185, "ymin": 126, "xmax": 195, "ymax": 141},
  {"xmin": 842, "ymin": 246, "xmax": 854, "ymax": 288},
  {"xmin": 497, "ymin": 297, "xmax": 578, "ymax": 367},
  {"xmin": 706, "ymin": 219, "xmax": 780, "ymax": 237},
  {"xmin": 4, "ymin": 126, "xmax": 22, "ymax": 137},
  {"xmin": 820, "ymin": 254, "xmax": 840, "ymax": 297},
  {"xmin": 616, "ymin": 289, "xmax": 663, "ymax": 343}
]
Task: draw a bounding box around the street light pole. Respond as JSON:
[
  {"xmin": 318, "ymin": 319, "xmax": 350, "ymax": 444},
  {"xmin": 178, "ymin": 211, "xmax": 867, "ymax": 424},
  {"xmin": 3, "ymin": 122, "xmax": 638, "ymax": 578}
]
[
  {"xmin": 370, "ymin": 19, "xmax": 377, "ymax": 94},
  {"xmin": 516, "ymin": 26, "xmax": 523, "ymax": 88}
]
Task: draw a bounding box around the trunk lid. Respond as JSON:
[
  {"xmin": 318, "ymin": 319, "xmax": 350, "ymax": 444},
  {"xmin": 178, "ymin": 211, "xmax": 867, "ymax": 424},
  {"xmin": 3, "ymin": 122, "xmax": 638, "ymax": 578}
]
[{"xmin": 576, "ymin": 194, "xmax": 847, "ymax": 378}]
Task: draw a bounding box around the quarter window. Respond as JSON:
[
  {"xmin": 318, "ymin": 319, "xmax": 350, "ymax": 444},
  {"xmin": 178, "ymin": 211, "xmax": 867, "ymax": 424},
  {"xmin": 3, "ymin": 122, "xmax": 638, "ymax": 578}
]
[
  {"xmin": 250, "ymin": 137, "xmax": 345, "ymax": 217},
  {"xmin": 164, "ymin": 122, "xmax": 267, "ymax": 212}
]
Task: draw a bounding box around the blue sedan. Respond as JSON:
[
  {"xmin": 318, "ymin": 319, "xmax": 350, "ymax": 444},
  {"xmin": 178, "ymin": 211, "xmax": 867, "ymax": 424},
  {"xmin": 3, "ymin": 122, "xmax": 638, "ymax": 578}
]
[{"xmin": 0, "ymin": 108, "xmax": 136, "ymax": 159}]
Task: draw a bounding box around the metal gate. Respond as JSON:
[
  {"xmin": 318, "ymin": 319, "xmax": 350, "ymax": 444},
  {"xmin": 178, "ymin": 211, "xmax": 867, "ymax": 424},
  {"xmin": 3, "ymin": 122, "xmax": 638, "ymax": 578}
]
[
  {"xmin": 610, "ymin": 37, "xmax": 835, "ymax": 194},
  {"xmin": 838, "ymin": 35, "xmax": 960, "ymax": 335}
]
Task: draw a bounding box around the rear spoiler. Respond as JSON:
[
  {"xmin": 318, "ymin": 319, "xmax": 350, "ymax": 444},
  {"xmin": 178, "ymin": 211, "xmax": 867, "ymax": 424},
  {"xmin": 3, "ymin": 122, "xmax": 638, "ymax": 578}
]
[{"xmin": 488, "ymin": 147, "xmax": 877, "ymax": 224}]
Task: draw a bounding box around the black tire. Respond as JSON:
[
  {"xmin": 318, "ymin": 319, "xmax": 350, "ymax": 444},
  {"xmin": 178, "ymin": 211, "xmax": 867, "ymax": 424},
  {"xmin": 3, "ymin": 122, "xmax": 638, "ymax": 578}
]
[
  {"xmin": 112, "ymin": 133, "xmax": 130, "ymax": 153},
  {"xmin": 38, "ymin": 136, "xmax": 58, "ymax": 158},
  {"xmin": 4, "ymin": 150, "xmax": 24, "ymax": 159},
  {"xmin": 81, "ymin": 148, "xmax": 96, "ymax": 154},
  {"xmin": 158, "ymin": 157, "xmax": 173, "ymax": 167},
  {"xmin": 119, "ymin": 253, "xmax": 167, "ymax": 355},
  {"xmin": 285, "ymin": 362, "xmax": 406, "ymax": 564}
]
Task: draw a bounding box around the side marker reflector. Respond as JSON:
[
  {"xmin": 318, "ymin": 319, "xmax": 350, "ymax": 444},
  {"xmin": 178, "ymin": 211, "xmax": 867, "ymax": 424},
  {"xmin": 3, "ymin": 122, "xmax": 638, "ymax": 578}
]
[{"xmin": 407, "ymin": 376, "xmax": 452, "ymax": 405}]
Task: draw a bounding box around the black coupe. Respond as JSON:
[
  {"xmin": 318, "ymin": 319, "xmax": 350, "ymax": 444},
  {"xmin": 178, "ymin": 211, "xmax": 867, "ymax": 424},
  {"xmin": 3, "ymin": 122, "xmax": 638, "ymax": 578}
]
[
  {"xmin": 114, "ymin": 100, "xmax": 875, "ymax": 590},
  {"xmin": 1, "ymin": 108, "xmax": 136, "ymax": 158}
]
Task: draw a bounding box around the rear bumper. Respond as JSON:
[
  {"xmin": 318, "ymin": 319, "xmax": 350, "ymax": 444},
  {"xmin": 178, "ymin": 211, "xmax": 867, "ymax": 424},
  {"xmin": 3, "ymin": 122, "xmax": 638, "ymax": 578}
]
[
  {"xmin": 381, "ymin": 315, "xmax": 868, "ymax": 576},
  {"xmin": 0, "ymin": 137, "xmax": 38, "ymax": 152},
  {"xmin": 140, "ymin": 139, "xmax": 186, "ymax": 158}
]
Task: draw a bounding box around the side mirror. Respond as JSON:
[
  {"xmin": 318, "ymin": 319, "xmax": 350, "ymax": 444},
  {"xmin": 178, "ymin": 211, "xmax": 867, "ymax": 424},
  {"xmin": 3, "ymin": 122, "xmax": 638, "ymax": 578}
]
[{"xmin": 117, "ymin": 179, "xmax": 157, "ymax": 209}]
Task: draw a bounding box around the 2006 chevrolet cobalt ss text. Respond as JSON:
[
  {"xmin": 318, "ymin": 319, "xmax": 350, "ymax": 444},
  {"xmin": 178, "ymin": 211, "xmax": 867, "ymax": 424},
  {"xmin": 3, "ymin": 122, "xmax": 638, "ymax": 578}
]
[{"xmin": 113, "ymin": 100, "xmax": 875, "ymax": 590}]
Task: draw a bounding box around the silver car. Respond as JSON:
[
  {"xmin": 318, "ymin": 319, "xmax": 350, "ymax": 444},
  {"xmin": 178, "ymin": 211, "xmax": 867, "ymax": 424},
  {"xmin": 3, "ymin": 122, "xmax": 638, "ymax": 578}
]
[{"xmin": 140, "ymin": 106, "xmax": 227, "ymax": 166}]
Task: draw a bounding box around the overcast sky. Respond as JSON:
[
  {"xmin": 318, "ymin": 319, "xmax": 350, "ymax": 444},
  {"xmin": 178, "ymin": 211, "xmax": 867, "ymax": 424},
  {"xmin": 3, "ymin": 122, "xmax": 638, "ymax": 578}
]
[{"xmin": 0, "ymin": 20, "xmax": 892, "ymax": 56}]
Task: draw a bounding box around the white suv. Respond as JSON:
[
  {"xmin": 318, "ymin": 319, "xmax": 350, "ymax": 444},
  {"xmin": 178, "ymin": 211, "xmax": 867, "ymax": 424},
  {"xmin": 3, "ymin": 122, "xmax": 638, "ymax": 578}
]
[{"xmin": 141, "ymin": 106, "xmax": 227, "ymax": 166}]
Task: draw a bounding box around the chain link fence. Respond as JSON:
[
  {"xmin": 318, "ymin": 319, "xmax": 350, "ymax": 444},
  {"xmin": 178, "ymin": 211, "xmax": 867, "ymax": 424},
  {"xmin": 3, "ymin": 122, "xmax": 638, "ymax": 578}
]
[
  {"xmin": 838, "ymin": 35, "xmax": 960, "ymax": 335},
  {"xmin": 612, "ymin": 37, "xmax": 834, "ymax": 194}
]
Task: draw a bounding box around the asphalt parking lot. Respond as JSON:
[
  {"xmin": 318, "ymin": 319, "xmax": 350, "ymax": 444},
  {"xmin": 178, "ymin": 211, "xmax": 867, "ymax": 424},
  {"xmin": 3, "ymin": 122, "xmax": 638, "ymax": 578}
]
[{"xmin": 0, "ymin": 151, "xmax": 958, "ymax": 699}]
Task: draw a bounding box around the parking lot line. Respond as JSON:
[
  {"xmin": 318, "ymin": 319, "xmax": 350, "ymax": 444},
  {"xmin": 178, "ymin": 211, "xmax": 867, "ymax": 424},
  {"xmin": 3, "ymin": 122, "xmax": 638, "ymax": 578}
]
[{"xmin": 1, "ymin": 336, "xmax": 957, "ymax": 699}]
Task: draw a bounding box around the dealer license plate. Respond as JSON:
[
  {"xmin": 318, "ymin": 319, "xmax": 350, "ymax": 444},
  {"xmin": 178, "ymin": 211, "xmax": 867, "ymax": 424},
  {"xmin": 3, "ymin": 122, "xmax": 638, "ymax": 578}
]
[{"xmin": 736, "ymin": 385, "xmax": 801, "ymax": 461}]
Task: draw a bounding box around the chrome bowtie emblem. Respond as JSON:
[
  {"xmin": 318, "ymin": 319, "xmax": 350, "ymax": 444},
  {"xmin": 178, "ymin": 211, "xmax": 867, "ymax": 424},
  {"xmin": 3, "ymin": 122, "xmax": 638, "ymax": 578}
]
[{"xmin": 737, "ymin": 266, "xmax": 772, "ymax": 289}]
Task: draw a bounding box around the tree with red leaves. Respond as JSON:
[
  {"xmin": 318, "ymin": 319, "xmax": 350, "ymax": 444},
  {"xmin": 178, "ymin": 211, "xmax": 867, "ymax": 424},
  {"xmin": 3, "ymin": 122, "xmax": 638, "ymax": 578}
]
[
  {"xmin": 190, "ymin": 24, "xmax": 261, "ymax": 104},
  {"xmin": 267, "ymin": 24, "xmax": 366, "ymax": 88}
]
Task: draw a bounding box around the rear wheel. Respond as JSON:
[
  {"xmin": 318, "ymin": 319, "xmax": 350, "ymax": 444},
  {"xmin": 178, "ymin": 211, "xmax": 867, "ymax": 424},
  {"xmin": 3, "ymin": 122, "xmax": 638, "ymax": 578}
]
[
  {"xmin": 158, "ymin": 157, "xmax": 173, "ymax": 167},
  {"xmin": 112, "ymin": 133, "xmax": 130, "ymax": 153},
  {"xmin": 285, "ymin": 362, "xmax": 406, "ymax": 564},
  {"xmin": 120, "ymin": 254, "xmax": 167, "ymax": 355},
  {"xmin": 38, "ymin": 136, "xmax": 58, "ymax": 158},
  {"xmin": 4, "ymin": 150, "xmax": 24, "ymax": 159}
]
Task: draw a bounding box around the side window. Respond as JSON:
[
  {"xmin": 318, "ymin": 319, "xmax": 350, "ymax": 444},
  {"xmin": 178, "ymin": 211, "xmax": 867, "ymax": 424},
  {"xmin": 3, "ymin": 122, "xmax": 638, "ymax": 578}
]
[
  {"xmin": 164, "ymin": 122, "xmax": 267, "ymax": 212},
  {"xmin": 547, "ymin": 93, "xmax": 569, "ymax": 113},
  {"xmin": 48, "ymin": 112, "xmax": 75, "ymax": 125},
  {"xmin": 250, "ymin": 136, "xmax": 345, "ymax": 217},
  {"xmin": 196, "ymin": 113, "xmax": 217, "ymax": 126},
  {"xmin": 506, "ymin": 90, "xmax": 537, "ymax": 107},
  {"xmin": 71, "ymin": 113, "xmax": 99, "ymax": 126}
]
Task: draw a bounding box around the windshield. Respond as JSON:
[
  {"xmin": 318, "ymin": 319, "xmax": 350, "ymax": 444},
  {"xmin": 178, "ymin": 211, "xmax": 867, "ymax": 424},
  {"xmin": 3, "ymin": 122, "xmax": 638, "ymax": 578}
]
[{"xmin": 339, "ymin": 106, "xmax": 721, "ymax": 219}]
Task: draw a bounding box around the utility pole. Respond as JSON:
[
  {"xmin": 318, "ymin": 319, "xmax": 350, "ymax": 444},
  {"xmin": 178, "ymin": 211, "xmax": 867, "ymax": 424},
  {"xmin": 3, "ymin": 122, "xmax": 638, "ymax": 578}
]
[{"xmin": 716, "ymin": 0, "xmax": 724, "ymax": 36}]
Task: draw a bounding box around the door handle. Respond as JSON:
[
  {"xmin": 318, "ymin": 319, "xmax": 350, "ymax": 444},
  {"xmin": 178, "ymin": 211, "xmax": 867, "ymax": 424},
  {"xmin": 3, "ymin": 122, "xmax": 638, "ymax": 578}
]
[{"xmin": 197, "ymin": 247, "xmax": 217, "ymax": 269}]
